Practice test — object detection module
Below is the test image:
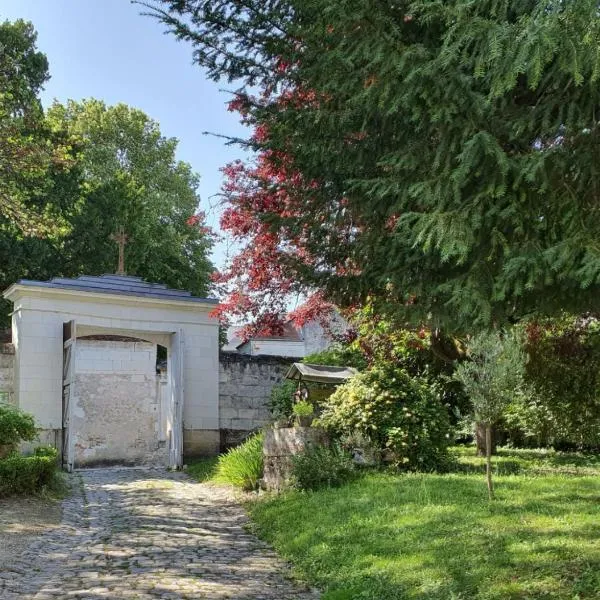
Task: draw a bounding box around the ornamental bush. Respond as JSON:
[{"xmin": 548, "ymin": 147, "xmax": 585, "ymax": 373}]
[
  {"xmin": 0, "ymin": 446, "xmax": 58, "ymax": 496},
  {"xmin": 213, "ymin": 432, "xmax": 264, "ymax": 491},
  {"xmin": 0, "ymin": 403, "xmax": 37, "ymax": 450},
  {"xmin": 319, "ymin": 366, "xmax": 451, "ymax": 471},
  {"xmin": 268, "ymin": 380, "xmax": 296, "ymax": 421},
  {"xmin": 305, "ymin": 306, "xmax": 470, "ymax": 428},
  {"xmin": 508, "ymin": 316, "xmax": 600, "ymax": 449}
]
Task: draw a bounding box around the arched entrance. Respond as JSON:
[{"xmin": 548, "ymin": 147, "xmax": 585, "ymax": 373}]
[
  {"xmin": 4, "ymin": 274, "xmax": 219, "ymax": 470},
  {"xmin": 62, "ymin": 323, "xmax": 184, "ymax": 470}
]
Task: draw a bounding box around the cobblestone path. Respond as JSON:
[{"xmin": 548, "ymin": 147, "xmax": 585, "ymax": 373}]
[{"xmin": 0, "ymin": 469, "xmax": 319, "ymax": 599}]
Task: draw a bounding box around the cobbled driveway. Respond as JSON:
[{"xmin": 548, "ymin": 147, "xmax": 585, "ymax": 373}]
[{"xmin": 1, "ymin": 469, "xmax": 319, "ymax": 599}]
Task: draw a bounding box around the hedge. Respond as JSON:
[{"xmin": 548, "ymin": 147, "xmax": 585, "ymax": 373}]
[{"xmin": 0, "ymin": 446, "xmax": 58, "ymax": 496}]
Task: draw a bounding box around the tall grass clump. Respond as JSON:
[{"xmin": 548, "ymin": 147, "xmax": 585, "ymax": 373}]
[{"xmin": 214, "ymin": 432, "xmax": 264, "ymax": 491}]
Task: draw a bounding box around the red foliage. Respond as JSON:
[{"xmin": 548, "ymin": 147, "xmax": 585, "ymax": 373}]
[
  {"xmin": 213, "ymin": 96, "xmax": 337, "ymax": 339},
  {"xmin": 288, "ymin": 291, "xmax": 335, "ymax": 329},
  {"xmin": 186, "ymin": 211, "xmax": 215, "ymax": 238}
]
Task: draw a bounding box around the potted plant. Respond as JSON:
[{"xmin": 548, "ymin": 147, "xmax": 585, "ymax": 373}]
[{"xmin": 292, "ymin": 400, "xmax": 314, "ymax": 427}]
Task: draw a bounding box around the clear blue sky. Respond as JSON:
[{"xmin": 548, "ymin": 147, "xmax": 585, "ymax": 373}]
[{"xmin": 0, "ymin": 0, "xmax": 249, "ymax": 269}]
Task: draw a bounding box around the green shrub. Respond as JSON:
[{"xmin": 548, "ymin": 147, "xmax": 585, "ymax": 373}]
[
  {"xmin": 186, "ymin": 457, "xmax": 219, "ymax": 482},
  {"xmin": 293, "ymin": 400, "xmax": 314, "ymax": 417},
  {"xmin": 0, "ymin": 446, "xmax": 58, "ymax": 496},
  {"xmin": 513, "ymin": 315, "xmax": 600, "ymax": 449},
  {"xmin": 291, "ymin": 443, "xmax": 355, "ymax": 491},
  {"xmin": 214, "ymin": 432, "xmax": 264, "ymax": 491},
  {"xmin": 0, "ymin": 403, "xmax": 37, "ymax": 447},
  {"xmin": 33, "ymin": 445, "xmax": 59, "ymax": 458},
  {"xmin": 303, "ymin": 344, "xmax": 367, "ymax": 370},
  {"xmin": 320, "ymin": 365, "xmax": 451, "ymax": 471},
  {"xmin": 292, "ymin": 400, "xmax": 314, "ymax": 426},
  {"xmin": 268, "ymin": 380, "xmax": 296, "ymax": 421},
  {"xmin": 306, "ymin": 306, "xmax": 470, "ymax": 428}
]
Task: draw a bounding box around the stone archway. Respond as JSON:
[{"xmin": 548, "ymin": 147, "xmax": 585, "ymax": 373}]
[
  {"xmin": 4, "ymin": 274, "xmax": 219, "ymax": 470},
  {"xmin": 62, "ymin": 324, "xmax": 182, "ymax": 471}
]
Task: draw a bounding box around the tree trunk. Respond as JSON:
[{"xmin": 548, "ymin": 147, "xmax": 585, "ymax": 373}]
[
  {"xmin": 476, "ymin": 422, "xmax": 497, "ymax": 456},
  {"xmin": 485, "ymin": 424, "xmax": 494, "ymax": 501}
]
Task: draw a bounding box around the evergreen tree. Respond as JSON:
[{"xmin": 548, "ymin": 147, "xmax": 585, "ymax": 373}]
[{"xmin": 145, "ymin": 0, "xmax": 600, "ymax": 330}]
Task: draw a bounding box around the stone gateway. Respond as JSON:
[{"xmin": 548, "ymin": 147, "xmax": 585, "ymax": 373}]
[{"xmin": 3, "ymin": 274, "xmax": 220, "ymax": 469}]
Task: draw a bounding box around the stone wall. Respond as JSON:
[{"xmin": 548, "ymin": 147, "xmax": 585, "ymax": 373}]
[
  {"xmin": 0, "ymin": 343, "xmax": 14, "ymax": 404},
  {"xmin": 219, "ymin": 351, "xmax": 294, "ymax": 449},
  {"xmin": 5, "ymin": 338, "xmax": 297, "ymax": 457},
  {"xmin": 71, "ymin": 340, "xmax": 168, "ymax": 467}
]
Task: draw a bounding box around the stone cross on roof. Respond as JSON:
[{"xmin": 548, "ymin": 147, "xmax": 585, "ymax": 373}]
[{"xmin": 110, "ymin": 227, "xmax": 128, "ymax": 275}]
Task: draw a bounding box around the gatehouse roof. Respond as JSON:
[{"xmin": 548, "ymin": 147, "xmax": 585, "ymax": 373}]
[{"xmin": 4, "ymin": 274, "xmax": 217, "ymax": 305}]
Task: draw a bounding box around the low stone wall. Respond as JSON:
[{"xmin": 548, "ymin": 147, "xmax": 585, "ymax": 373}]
[
  {"xmin": 3, "ymin": 341, "xmax": 297, "ymax": 456},
  {"xmin": 0, "ymin": 343, "xmax": 14, "ymax": 404},
  {"xmin": 262, "ymin": 427, "xmax": 329, "ymax": 490},
  {"xmin": 219, "ymin": 351, "xmax": 294, "ymax": 450}
]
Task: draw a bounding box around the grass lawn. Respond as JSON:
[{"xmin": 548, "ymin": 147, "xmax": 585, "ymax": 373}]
[
  {"xmin": 186, "ymin": 456, "xmax": 218, "ymax": 482},
  {"xmin": 245, "ymin": 448, "xmax": 600, "ymax": 600}
]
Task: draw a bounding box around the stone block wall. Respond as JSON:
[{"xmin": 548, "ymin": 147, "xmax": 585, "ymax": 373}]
[
  {"xmin": 219, "ymin": 351, "xmax": 294, "ymax": 449},
  {"xmin": 5, "ymin": 337, "xmax": 298, "ymax": 457},
  {"xmin": 71, "ymin": 340, "xmax": 168, "ymax": 467},
  {"xmin": 0, "ymin": 343, "xmax": 14, "ymax": 404}
]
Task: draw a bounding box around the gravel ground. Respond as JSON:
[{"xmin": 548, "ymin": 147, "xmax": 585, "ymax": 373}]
[{"xmin": 0, "ymin": 495, "xmax": 62, "ymax": 566}]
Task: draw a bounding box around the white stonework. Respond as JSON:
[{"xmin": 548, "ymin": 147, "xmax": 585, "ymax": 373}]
[
  {"xmin": 3, "ymin": 278, "xmax": 219, "ymax": 467},
  {"xmin": 238, "ymin": 339, "xmax": 306, "ymax": 357},
  {"xmin": 225, "ymin": 310, "xmax": 350, "ymax": 358},
  {"xmin": 71, "ymin": 340, "xmax": 167, "ymax": 467},
  {"xmin": 300, "ymin": 311, "xmax": 349, "ymax": 355}
]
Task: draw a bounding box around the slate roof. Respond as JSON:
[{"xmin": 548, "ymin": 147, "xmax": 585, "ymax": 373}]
[
  {"xmin": 9, "ymin": 274, "xmax": 218, "ymax": 304},
  {"xmin": 234, "ymin": 321, "xmax": 303, "ymax": 349}
]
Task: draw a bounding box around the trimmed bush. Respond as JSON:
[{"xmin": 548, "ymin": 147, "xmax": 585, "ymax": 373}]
[
  {"xmin": 291, "ymin": 444, "xmax": 355, "ymax": 491},
  {"xmin": 513, "ymin": 315, "xmax": 600, "ymax": 448},
  {"xmin": 320, "ymin": 365, "xmax": 451, "ymax": 471},
  {"xmin": 0, "ymin": 446, "xmax": 58, "ymax": 496},
  {"xmin": 214, "ymin": 432, "xmax": 264, "ymax": 491}
]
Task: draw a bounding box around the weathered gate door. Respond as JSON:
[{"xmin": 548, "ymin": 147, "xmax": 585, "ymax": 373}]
[
  {"xmin": 168, "ymin": 329, "xmax": 184, "ymax": 469},
  {"xmin": 62, "ymin": 320, "xmax": 76, "ymax": 472}
]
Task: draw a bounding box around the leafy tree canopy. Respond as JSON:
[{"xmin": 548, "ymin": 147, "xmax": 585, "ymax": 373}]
[
  {"xmin": 46, "ymin": 99, "xmax": 214, "ymax": 296},
  {"xmin": 146, "ymin": 0, "xmax": 600, "ymax": 332},
  {"xmin": 0, "ymin": 19, "xmax": 76, "ymax": 234},
  {"xmin": 0, "ymin": 19, "xmax": 214, "ymax": 325}
]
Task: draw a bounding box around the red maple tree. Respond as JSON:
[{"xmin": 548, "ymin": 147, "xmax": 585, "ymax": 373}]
[{"xmin": 212, "ymin": 94, "xmax": 337, "ymax": 341}]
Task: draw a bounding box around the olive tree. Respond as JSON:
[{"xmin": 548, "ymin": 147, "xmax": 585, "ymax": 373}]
[{"xmin": 455, "ymin": 331, "xmax": 526, "ymax": 500}]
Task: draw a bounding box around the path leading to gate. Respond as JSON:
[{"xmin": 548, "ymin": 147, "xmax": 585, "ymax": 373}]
[{"xmin": 1, "ymin": 469, "xmax": 319, "ymax": 600}]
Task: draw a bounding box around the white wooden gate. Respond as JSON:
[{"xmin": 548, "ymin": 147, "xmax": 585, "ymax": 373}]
[
  {"xmin": 62, "ymin": 320, "xmax": 76, "ymax": 472},
  {"xmin": 168, "ymin": 329, "xmax": 184, "ymax": 468}
]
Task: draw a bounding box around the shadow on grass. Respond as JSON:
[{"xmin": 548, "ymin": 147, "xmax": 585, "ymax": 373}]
[
  {"xmin": 248, "ymin": 471, "xmax": 600, "ymax": 600},
  {"xmin": 451, "ymin": 446, "xmax": 600, "ymax": 476}
]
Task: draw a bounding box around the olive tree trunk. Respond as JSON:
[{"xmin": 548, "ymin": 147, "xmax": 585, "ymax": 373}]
[
  {"xmin": 485, "ymin": 424, "xmax": 494, "ymax": 501},
  {"xmin": 476, "ymin": 422, "xmax": 497, "ymax": 456}
]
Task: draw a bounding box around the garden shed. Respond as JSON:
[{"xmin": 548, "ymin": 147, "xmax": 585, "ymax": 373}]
[{"xmin": 3, "ymin": 274, "xmax": 219, "ymax": 470}]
